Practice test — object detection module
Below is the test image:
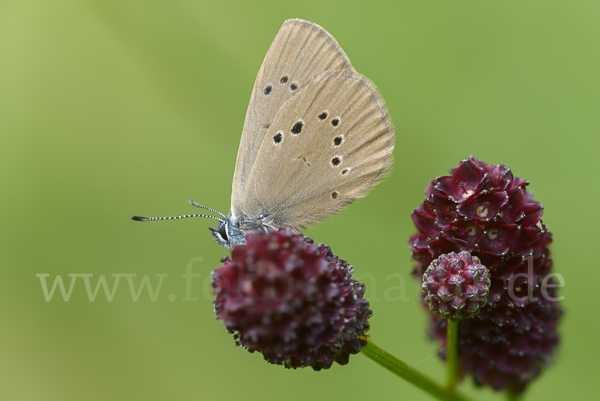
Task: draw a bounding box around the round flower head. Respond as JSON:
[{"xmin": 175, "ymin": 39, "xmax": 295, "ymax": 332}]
[
  {"xmin": 423, "ymin": 252, "xmax": 490, "ymax": 321},
  {"xmin": 212, "ymin": 230, "xmax": 372, "ymax": 370},
  {"xmin": 410, "ymin": 157, "xmax": 562, "ymax": 394}
]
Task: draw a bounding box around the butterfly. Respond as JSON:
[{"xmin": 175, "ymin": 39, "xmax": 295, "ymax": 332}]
[{"xmin": 132, "ymin": 19, "xmax": 395, "ymax": 249}]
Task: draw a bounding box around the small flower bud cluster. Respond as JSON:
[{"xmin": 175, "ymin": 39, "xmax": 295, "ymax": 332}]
[{"xmin": 422, "ymin": 252, "xmax": 490, "ymax": 321}]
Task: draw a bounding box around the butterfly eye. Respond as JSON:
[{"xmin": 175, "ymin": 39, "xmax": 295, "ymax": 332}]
[{"xmin": 218, "ymin": 223, "xmax": 229, "ymax": 241}]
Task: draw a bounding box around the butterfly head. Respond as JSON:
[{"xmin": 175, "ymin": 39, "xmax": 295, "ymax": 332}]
[
  {"xmin": 209, "ymin": 220, "xmax": 230, "ymax": 248},
  {"xmin": 209, "ymin": 218, "xmax": 243, "ymax": 249}
]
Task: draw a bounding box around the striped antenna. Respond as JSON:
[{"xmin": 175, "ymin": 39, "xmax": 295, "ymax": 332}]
[
  {"xmin": 131, "ymin": 214, "xmax": 224, "ymax": 222},
  {"xmin": 189, "ymin": 199, "xmax": 227, "ymax": 218}
]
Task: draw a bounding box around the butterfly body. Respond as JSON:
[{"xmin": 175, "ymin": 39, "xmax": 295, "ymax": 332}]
[{"xmin": 210, "ymin": 213, "xmax": 276, "ymax": 248}]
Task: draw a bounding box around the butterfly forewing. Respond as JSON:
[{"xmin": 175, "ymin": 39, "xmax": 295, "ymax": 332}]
[
  {"xmin": 241, "ymin": 71, "xmax": 395, "ymax": 230},
  {"xmin": 231, "ymin": 19, "xmax": 355, "ymax": 218}
]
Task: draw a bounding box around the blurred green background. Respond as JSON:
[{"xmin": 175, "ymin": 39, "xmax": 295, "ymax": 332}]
[{"xmin": 1, "ymin": 0, "xmax": 598, "ymax": 400}]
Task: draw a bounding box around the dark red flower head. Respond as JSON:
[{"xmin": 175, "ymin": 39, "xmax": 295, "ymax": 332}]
[
  {"xmin": 410, "ymin": 157, "xmax": 562, "ymax": 394},
  {"xmin": 212, "ymin": 230, "xmax": 372, "ymax": 370},
  {"xmin": 422, "ymin": 252, "xmax": 490, "ymax": 321}
]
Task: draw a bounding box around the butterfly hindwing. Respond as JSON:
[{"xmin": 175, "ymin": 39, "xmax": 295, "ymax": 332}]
[{"xmin": 240, "ymin": 71, "xmax": 395, "ymax": 230}]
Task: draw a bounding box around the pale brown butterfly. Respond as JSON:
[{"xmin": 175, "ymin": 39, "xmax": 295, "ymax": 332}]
[{"xmin": 132, "ymin": 18, "xmax": 395, "ymax": 248}]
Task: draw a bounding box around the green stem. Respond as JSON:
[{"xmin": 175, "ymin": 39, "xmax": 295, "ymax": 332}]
[
  {"xmin": 506, "ymin": 392, "xmax": 522, "ymax": 401},
  {"xmin": 446, "ymin": 320, "xmax": 460, "ymax": 392},
  {"xmin": 361, "ymin": 340, "xmax": 472, "ymax": 401}
]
